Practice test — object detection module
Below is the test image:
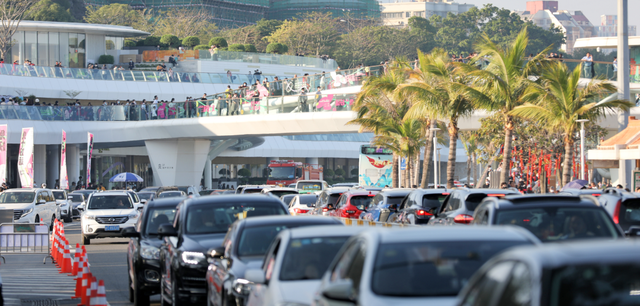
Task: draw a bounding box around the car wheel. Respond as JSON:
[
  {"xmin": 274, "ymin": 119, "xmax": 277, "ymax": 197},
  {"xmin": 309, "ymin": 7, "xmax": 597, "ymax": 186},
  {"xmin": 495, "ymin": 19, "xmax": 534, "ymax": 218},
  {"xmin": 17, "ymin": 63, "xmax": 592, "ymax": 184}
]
[
  {"xmin": 82, "ymin": 233, "xmax": 91, "ymax": 245},
  {"xmin": 133, "ymin": 273, "xmax": 150, "ymax": 306}
]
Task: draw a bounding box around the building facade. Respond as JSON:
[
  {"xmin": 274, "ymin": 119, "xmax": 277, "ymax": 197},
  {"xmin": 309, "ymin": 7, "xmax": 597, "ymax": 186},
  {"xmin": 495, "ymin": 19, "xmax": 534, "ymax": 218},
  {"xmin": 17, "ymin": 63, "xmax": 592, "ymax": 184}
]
[
  {"xmin": 380, "ymin": 0, "xmax": 474, "ymax": 28},
  {"xmin": 596, "ymin": 15, "xmax": 637, "ymax": 38}
]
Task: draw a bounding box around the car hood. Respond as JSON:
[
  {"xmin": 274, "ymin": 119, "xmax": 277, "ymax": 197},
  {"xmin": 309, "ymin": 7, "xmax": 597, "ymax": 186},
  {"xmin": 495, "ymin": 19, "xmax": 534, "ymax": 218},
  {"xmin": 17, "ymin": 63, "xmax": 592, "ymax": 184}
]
[
  {"xmin": 364, "ymin": 296, "xmax": 456, "ymax": 306},
  {"xmin": 141, "ymin": 237, "xmax": 164, "ymax": 249},
  {"xmin": 85, "ymin": 209, "xmax": 136, "ymax": 216},
  {"xmin": 231, "ymin": 256, "xmax": 263, "ymax": 279},
  {"xmin": 181, "ymin": 233, "xmax": 227, "ymax": 253},
  {"xmin": 0, "ymin": 203, "xmax": 33, "ymax": 210},
  {"xmin": 279, "ymin": 280, "xmax": 322, "ymax": 304}
]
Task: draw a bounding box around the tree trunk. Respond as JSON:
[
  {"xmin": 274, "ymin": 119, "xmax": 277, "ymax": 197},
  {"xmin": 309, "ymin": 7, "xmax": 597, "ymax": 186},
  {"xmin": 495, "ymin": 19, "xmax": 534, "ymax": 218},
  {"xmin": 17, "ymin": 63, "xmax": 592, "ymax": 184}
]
[
  {"xmin": 472, "ymin": 153, "xmax": 478, "ymax": 188},
  {"xmin": 476, "ymin": 147, "xmax": 501, "ymax": 188},
  {"xmin": 466, "ymin": 158, "xmax": 471, "ymax": 187},
  {"xmin": 414, "ymin": 153, "xmax": 420, "ymax": 188},
  {"xmin": 406, "ymin": 155, "xmax": 412, "ymax": 188},
  {"xmin": 563, "ymin": 136, "xmax": 574, "ymax": 187},
  {"xmin": 447, "ymin": 121, "xmax": 459, "ymax": 189},
  {"xmin": 501, "ymin": 115, "xmax": 515, "ymax": 185},
  {"xmin": 420, "ymin": 121, "xmax": 435, "ymax": 188},
  {"xmin": 392, "ymin": 154, "xmax": 399, "ymax": 188}
]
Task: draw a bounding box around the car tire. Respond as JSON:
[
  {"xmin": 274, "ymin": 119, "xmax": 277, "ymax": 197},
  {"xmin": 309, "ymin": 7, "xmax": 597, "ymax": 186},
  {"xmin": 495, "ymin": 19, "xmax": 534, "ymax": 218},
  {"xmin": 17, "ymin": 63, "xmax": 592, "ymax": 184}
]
[
  {"xmin": 82, "ymin": 233, "xmax": 91, "ymax": 245},
  {"xmin": 133, "ymin": 274, "xmax": 150, "ymax": 306}
]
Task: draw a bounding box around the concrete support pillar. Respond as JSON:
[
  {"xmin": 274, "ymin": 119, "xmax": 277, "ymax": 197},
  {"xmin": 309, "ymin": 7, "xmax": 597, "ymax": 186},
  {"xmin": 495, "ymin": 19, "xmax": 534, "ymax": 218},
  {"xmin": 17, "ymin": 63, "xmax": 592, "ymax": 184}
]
[
  {"xmin": 618, "ymin": 0, "xmax": 631, "ymax": 187},
  {"xmin": 46, "ymin": 145, "xmax": 60, "ymax": 188},
  {"xmin": 34, "ymin": 145, "xmax": 46, "ymax": 188},
  {"xmin": 145, "ymin": 139, "xmax": 212, "ymax": 186},
  {"xmin": 67, "ymin": 144, "xmax": 79, "ymax": 187},
  {"xmin": 204, "ymin": 158, "xmax": 212, "ymax": 189}
]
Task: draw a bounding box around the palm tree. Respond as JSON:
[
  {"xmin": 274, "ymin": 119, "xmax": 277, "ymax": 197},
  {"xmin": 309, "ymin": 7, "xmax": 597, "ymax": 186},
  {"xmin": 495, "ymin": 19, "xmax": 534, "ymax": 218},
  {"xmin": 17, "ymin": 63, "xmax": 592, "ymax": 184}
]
[
  {"xmin": 372, "ymin": 119, "xmax": 425, "ymax": 187},
  {"xmin": 399, "ymin": 49, "xmax": 476, "ymax": 188},
  {"xmin": 460, "ymin": 131, "xmax": 479, "ymax": 187},
  {"xmin": 510, "ymin": 61, "xmax": 633, "ymax": 186},
  {"xmin": 462, "ymin": 27, "xmax": 552, "ymax": 185}
]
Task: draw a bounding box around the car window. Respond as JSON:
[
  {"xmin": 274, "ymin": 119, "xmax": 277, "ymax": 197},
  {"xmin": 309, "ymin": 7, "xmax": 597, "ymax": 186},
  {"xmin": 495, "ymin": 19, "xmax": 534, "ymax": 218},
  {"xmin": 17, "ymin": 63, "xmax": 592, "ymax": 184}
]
[
  {"xmin": 52, "ymin": 191, "xmax": 66, "ymax": 200},
  {"xmin": 497, "ymin": 262, "xmax": 532, "ymax": 306},
  {"xmin": 137, "ymin": 193, "xmax": 153, "ymax": 200},
  {"xmin": 297, "ymin": 195, "xmax": 318, "ymax": 205},
  {"xmin": 88, "ymin": 195, "xmax": 133, "ymax": 209},
  {"xmin": 350, "ymin": 196, "xmax": 373, "ymax": 211},
  {"xmin": 279, "ymin": 236, "xmax": 350, "ymax": 281},
  {"xmin": 263, "ymin": 239, "xmax": 281, "ymax": 281},
  {"xmin": 69, "ymin": 194, "xmax": 83, "ymax": 202},
  {"xmin": 269, "ymin": 190, "xmax": 297, "ymax": 198},
  {"xmin": 445, "ymin": 194, "xmax": 460, "ymax": 212},
  {"xmin": 185, "ymin": 202, "xmax": 286, "ymax": 234},
  {"xmin": 345, "ymin": 242, "xmax": 366, "ymax": 294},
  {"xmin": 460, "ymin": 261, "xmax": 515, "ymax": 306},
  {"xmin": 237, "ymin": 225, "xmax": 289, "ymax": 257},
  {"xmin": 331, "ymin": 240, "xmax": 359, "ymax": 282},
  {"xmin": 145, "ymin": 208, "xmax": 177, "ymax": 235},
  {"xmin": 495, "ymin": 207, "xmax": 620, "ymax": 242},
  {"xmin": 423, "ymin": 194, "xmax": 448, "ymax": 211},
  {"xmin": 0, "ymin": 192, "xmax": 36, "ymax": 203},
  {"xmin": 618, "ymin": 199, "xmax": 640, "ymax": 229},
  {"xmin": 386, "ymin": 196, "xmax": 405, "ymax": 205},
  {"xmin": 465, "ymin": 193, "xmax": 506, "ymax": 211}
]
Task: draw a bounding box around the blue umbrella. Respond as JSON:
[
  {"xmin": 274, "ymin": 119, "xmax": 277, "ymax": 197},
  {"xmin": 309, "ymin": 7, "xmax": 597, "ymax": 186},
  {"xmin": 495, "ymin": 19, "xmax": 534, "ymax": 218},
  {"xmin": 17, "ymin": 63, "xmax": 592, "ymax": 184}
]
[
  {"xmin": 109, "ymin": 172, "xmax": 144, "ymax": 183},
  {"xmin": 562, "ymin": 179, "xmax": 588, "ymax": 190}
]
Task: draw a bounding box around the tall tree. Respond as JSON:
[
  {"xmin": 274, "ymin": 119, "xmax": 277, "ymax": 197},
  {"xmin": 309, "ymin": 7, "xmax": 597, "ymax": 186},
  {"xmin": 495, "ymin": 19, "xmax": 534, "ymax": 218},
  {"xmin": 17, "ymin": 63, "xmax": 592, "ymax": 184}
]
[
  {"xmin": 26, "ymin": 0, "xmax": 75, "ymax": 22},
  {"xmin": 0, "ymin": 0, "xmax": 37, "ymax": 61},
  {"xmin": 266, "ymin": 12, "xmax": 338, "ymax": 56},
  {"xmin": 510, "ymin": 62, "xmax": 633, "ymax": 186}
]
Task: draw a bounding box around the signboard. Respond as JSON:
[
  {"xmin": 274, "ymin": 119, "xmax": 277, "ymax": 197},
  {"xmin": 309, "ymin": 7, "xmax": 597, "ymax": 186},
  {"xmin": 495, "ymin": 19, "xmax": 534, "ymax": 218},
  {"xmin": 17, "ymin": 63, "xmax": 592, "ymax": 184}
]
[
  {"xmin": 0, "ymin": 125, "xmax": 6, "ymax": 184},
  {"xmin": 86, "ymin": 133, "xmax": 94, "ymax": 187},
  {"xmin": 400, "ymin": 157, "xmax": 407, "ymax": 171},
  {"xmin": 18, "ymin": 127, "xmax": 34, "ymax": 188},
  {"xmin": 60, "ymin": 130, "xmax": 68, "ymax": 190},
  {"xmin": 633, "ymin": 171, "xmax": 640, "ymax": 192}
]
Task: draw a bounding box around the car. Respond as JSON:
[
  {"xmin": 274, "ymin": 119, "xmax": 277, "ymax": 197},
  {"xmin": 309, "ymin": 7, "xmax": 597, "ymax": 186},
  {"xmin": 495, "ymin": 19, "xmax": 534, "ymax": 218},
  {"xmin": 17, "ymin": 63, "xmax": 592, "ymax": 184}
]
[
  {"xmin": 221, "ymin": 190, "xmax": 235, "ymax": 195},
  {"xmin": 240, "ymin": 186, "xmax": 271, "ymax": 194},
  {"xmin": 67, "ymin": 193, "xmax": 85, "ymax": 219},
  {"xmin": 154, "ymin": 187, "xmax": 179, "ymax": 198},
  {"xmin": 206, "ymin": 216, "xmax": 343, "ymax": 306},
  {"xmin": 310, "ymin": 187, "xmax": 351, "ymax": 216},
  {"xmin": 137, "ymin": 192, "xmax": 156, "ymax": 204},
  {"xmin": 359, "ymin": 188, "xmax": 413, "ymax": 222},
  {"xmin": 428, "ymin": 188, "xmax": 520, "ymax": 225},
  {"xmin": 332, "ymin": 183, "xmax": 359, "ymax": 188},
  {"xmin": 456, "ymin": 240, "xmax": 640, "ymax": 306},
  {"xmin": 312, "ymin": 226, "xmax": 541, "ymax": 306},
  {"xmin": 287, "ymin": 194, "xmax": 319, "ymax": 215},
  {"xmin": 392, "ymin": 189, "xmax": 449, "ymax": 225},
  {"xmin": 157, "ymin": 195, "xmax": 289, "ymax": 305},
  {"xmin": 280, "ymin": 194, "xmax": 296, "ymax": 208},
  {"xmin": 260, "ymin": 187, "xmax": 299, "ymax": 198},
  {"xmin": 139, "ymin": 186, "xmax": 160, "ymax": 193},
  {"xmin": 52, "ymin": 189, "xmax": 73, "ymax": 223},
  {"xmin": 244, "ymin": 226, "xmax": 368, "ymax": 306},
  {"xmin": 472, "ymin": 194, "xmax": 624, "ymax": 242},
  {"xmin": 71, "ymin": 189, "xmax": 98, "ymax": 199},
  {"xmin": 199, "ymin": 190, "xmax": 225, "ymax": 196},
  {"xmin": 0, "ymin": 188, "xmax": 57, "ymax": 230},
  {"xmin": 122, "ymin": 197, "xmax": 181, "ymax": 306},
  {"xmin": 287, "ymin": 184, "xmax": 296, "ymax": 188},
  {"xmin": 590, "ymin": 188, "xmax": 640, "ymax": 235},
  {"xmin": 80, "ymin": 191, "xmax": 140, "ymax": 245},
  {"xmin": 295, "ymin": 180, "xmax": 330, "ymax": 194},
  {"xmin": 157, "ymin": 191, "xmax": 187, "ymax": 199},
  {"xmin": 558, "ymin": 189, "xmax": 602, "ymax": 197},
  {"xmin": 330, "ymin": 189, "xmax": 378, "ymax": 219},
  {"xmin": 176, "ymin": 186, "xmax": 200, "ymax": 197}
]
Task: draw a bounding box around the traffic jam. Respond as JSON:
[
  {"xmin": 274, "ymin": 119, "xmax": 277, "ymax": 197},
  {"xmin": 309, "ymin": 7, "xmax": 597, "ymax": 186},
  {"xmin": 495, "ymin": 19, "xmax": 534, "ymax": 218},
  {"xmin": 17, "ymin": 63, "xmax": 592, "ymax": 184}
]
[{"xmin": 42, "ymin": 178, "xmax": 638, "ymax": 306}]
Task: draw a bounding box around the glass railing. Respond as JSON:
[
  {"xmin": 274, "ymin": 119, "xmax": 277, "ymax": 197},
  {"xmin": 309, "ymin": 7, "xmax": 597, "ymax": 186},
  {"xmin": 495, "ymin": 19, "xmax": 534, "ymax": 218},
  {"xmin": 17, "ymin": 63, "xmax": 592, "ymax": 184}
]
[
  {"xmin": 0, "ymin": 92, "xmax": 358, "ymax": 121},
  {"xmin": 198, "ymin": 50, "xmax": 338, "ymax": 70},
  {"xmin": 553, "ymin": 58, "xmax": 620, "ymax": 81},
  {"xmin": 0, "ymin": 64, "xmax": 290, "ymax": 85}
]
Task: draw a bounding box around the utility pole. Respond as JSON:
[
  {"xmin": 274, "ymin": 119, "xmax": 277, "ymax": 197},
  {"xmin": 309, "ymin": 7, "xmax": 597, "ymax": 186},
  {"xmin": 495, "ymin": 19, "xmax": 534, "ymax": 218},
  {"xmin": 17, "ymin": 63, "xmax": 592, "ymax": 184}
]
[{"xmin": 618, "ymin": 0, "xmax": 631, "ymax": 187}]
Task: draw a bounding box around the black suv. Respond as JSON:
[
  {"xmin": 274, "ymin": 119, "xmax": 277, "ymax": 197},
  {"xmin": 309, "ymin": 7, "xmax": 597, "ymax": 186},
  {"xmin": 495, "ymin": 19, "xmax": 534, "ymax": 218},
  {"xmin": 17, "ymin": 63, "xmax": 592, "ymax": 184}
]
[
  {"xmin": 594, "ymin": 188, "xmax": 640, "ymax": 235},
  {"xmin": 472, "ymin": 195, "xmax": 624, "ymax": 242},
  {"xmin": 157, "ymin": 195, "xmax": 288, "ymax": 305},
  {"xmin": 206, "ymin": 216, "xmax": 342, "ymax": 306},
  {"xmin": 123, "ymin": 197, "xmax": 183, "ymax": 306},
  {"xmin": 428, "ymin": 188, "xmax": 519, "ymax": 225},
  {"xmin": 392, "ymin": 189, "xmax": 449, "ymax": 225}
]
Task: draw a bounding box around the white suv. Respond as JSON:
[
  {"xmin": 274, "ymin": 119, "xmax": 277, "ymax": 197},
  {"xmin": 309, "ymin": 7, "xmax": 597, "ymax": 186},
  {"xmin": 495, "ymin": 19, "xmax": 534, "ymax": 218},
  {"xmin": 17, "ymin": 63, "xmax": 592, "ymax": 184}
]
[
  {"xmin": 81, "ymin": 191, "xmax": 139, "ymax": 245},
  {"xmin": 0, "ymin": 188, "xmax": 57, "ymax": 229}
]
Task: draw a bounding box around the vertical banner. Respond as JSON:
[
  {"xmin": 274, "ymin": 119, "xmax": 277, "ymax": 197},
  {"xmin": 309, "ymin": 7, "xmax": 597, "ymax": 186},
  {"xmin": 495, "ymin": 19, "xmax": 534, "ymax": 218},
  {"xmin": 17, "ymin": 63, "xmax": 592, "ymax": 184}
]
[
  {"xmin": 86, "ymin": 133, "xmax": 94, "ymax": 187},
  {"xmin": 0, "ymin": 124, "xmax": 6, "ymax": 184},
  {"xmin": 60, "ymin": 130, "xmax": 68, "ymax": 190},
  {"xmin": 18, "ymin": 128, "xmax": 34, "ymax": 188}
]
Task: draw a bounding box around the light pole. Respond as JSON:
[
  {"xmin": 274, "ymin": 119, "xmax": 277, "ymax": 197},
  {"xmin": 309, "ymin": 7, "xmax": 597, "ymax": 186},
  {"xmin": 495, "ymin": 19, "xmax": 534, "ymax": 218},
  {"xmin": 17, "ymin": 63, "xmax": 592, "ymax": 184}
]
[
  {"xmin": 577, "ymin": 119, "xmax": 589, "ymax": 180},
  {"xmin": 430, "ymin": 127, "xmax": 441, "ymax": 189}
]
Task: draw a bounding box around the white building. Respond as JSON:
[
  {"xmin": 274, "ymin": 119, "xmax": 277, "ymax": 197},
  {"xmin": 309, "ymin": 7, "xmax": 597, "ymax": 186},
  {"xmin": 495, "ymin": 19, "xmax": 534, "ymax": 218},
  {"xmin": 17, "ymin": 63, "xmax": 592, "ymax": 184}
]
[
  {"xmin": 596, "ymin": 15, "xmax": 637, "ymax": 38},
  {"xmin": 517, "ymin": 9, "xmax": 594, "ymax": 54},
  {"xmin": 380, "ymin": 0, "xmax": 474, "ymax": 28}
]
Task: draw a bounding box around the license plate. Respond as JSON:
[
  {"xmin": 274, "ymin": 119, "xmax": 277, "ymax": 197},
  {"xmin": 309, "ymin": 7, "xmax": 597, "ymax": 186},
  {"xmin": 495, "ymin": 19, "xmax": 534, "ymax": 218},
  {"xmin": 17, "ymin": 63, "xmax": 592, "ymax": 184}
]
[
  {"xmin": 105, "ymin": 225, "xmax": 120, "ymax": 231},
  {"xmin": 346, "ymin": 210, "xmax": 356, "ymax": 214}
]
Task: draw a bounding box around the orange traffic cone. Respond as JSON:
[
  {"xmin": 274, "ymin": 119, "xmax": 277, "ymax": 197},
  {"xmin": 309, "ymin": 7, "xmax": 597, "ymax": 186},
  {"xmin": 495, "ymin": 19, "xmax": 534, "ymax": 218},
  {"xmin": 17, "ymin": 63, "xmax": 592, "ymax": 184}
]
[
  {"xmin": 88, "ymin": 277, "xmax": 97, "ymax": 306},
  {"xmin": 80, "ymin": 270, "xmax": 93, "ymax": 306},
  {"xmin": 92, "ymin": 280, "xmax": 108, "ymax": 306},
  {"xmin": 61, "ymin": 242, "xmax": 72, "ymax": 274},
  {"xmin": 71, "ymin": 243, "xmax": 82, "ymax": 276},
  {"xmin": 72, "ymin": 261, "xmax": 87, "ymax": 299}
]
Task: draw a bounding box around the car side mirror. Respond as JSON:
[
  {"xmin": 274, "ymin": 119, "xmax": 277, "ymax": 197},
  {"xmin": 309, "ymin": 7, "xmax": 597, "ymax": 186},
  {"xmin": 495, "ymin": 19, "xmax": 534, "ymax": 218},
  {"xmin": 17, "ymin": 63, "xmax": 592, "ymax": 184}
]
[
  {"xmin": 245, "ymin": 269, "xmax": 266, "ymax": 284},
  {"xmin": 157, "ymin": 223, "xmax": 178, "ymax": 237},
  {"xmin": 38, "ymin": 199, "xmax": 46, "ymax": 205},
  {"xmin": 67, "ymin": 196, "xmax": 73, "ymax": 200},
  {"xmin": 140, "ymin": 199, "xmax": 147, "ymax": 204},
  {"xmin": 207, "ymin": 246, "xmax": 226, "ymax": 259},
  {"xmin": 321, "ymin": 279, "xmax": 356, "ymax": 302},
  {"xmin": 121, "ymin": 227, "xmax": 140, "ymax": 238}
]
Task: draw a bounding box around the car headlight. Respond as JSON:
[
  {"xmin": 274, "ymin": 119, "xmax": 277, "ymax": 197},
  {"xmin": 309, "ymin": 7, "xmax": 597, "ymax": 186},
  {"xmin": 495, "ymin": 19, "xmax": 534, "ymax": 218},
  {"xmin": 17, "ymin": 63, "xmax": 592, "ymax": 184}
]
[
  {"xmin": 181, "ymin": 251, "xmax": 205, "ymax": 265},
  {"xmin": 83, "ymin": 214, "xmax": 95, "ymax": 220},
  {"xmin": 233, "ymin": 279, "xmax": 251, "ymax": 295},
  {"xmin": 141, "ymin": 245, "xmax": 160, "ymax": 260},
  {"xmin": 20, "ymin": 208, "xmax": 33, "ymax": 218},
  {"xmin": 128, "ymin": 213, "xmax": 139, "ymax": 219}
]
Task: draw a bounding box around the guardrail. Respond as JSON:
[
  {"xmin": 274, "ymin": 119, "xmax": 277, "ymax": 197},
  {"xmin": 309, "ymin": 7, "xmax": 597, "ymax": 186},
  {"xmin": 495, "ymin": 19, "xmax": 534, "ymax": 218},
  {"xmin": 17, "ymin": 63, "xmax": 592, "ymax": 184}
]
[{"xmin": 0, "ymin": 222, "xmax": 50, "ymax": 262}]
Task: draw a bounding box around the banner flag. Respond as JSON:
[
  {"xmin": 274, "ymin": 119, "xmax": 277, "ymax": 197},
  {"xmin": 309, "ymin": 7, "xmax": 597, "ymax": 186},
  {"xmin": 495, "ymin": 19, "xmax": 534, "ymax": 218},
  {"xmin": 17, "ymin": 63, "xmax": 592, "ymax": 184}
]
[
  {"xmin": 87, "ymin": 133, "xmax": 94, "ymax": 187},
  {"xmin": 18, "ymin": 128, "xmax": 34, "ymax": 188},
  {"xmin": 60, "ymin": 130, "xmax": 68, "ymax": 190}
]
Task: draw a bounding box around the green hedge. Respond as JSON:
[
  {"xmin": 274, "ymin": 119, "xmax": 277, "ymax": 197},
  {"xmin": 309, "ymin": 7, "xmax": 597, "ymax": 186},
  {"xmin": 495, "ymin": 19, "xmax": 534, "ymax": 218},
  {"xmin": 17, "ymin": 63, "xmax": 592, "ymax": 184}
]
[
  {"xmin": 228, "ymin": 44, "xmax": 245, "ymax": 52},
  {"xmin": 194, "ymin": 44, "xmax": 209, "ymax": 50},
  {"xmin": 182, "ymin": 36, "xmax": 200, "ymax": 48},
  {"xmin": 243, "ymin": 44, "xmax": 257, "ymax": 52},
  {"xmin": 98, "ymin": 55, "xmax": 114, "ymax": 64},
  {"xmin": 208, "ymin": 37, "xmax": 228, "ymax": 48}
]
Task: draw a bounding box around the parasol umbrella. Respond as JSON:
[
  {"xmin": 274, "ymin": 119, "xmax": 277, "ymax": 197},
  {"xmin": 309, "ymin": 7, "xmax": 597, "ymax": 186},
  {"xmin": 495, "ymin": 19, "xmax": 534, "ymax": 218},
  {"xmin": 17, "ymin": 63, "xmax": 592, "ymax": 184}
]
[
  {"xmin": 109, "ymin": 172, "xmax": 144, "ymax": 183},
  {"xmin": 562, "ymin": 179, "xmax": 588, "ymax": 190}
]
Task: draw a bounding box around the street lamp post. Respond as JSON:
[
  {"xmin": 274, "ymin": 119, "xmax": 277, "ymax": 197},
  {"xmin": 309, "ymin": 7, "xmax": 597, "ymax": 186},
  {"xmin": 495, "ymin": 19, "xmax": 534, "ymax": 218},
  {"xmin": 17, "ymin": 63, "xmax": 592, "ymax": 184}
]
[
  {"xmin": 430, "ymin": 127, "xmax": 441, "ymax": 189},
  {"xmin": 577, "ymin": 119, "xmax": 589, "ymax": 180}
]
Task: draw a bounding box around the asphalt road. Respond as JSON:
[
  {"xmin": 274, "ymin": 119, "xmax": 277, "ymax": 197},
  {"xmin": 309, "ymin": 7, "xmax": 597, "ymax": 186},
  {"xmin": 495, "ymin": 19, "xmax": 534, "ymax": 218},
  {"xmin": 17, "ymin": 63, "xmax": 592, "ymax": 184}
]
[{"xmin": 63, "ymin": 221, "xmax": 162, "ymax": 306}]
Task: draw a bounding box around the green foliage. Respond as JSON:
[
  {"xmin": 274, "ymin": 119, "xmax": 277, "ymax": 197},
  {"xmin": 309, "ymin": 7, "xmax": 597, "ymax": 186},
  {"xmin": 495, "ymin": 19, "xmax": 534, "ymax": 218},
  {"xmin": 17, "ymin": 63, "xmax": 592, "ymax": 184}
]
[
  {"xmin": 144, "ymin": 36, "xmax": 161, "ymax": 46},
  {"xmin": 228, "ymin": 44, "xmax": 245, "ymax": 52},
  {"xmin": 160, "ymin": 35, "xmax": 180, "ymax": 48},
  {"xmin": 333, "ymin": 26, "xmax": 418, "ymax": 67},
  {"xmin": 238, "ymin": 168, "xmax": 251, "ymax": 178},
  {"xmin": 266, "ymin": 43, "xmax": 287, "ymax": 54},
  {"xmin": 84, "ymin": 3, "xmax": 139, "ymax": 26},
  {"xmin": 350, "ymin": 168, "xmax": 358, "ymax": 176},
  {"xmin": 334, "ymin": 168, "xmax": 345, "ymax": 177},
  {"xmin": 333, "ymin": 177, "xmax": 345, "ymax": 183},
  {"xmin": 255, "ymin": 19, "xmax": 283, "ymax": 37},
  {"xmin": 324, "ymin": 169, "xmax": 335, "ymax": 178},
  {"xmin": 209, "ymin": 37, "xmax": 228, "ymax": 48},
  {"xmin": 243, "ymin": 44, "xmax": 257, "ymax": 52},
  {"xmin": 27, "ymin": 0, "xmax": 75, "ymax": 22},
  {"xmin": 124, "ymin": 40, "xmax": 136, "ymax": 48},
  {"xmin": 266, "ymin": 12, "xmax": 339, "ymax": 56},
  {"xmin": 407, "ymin": 16, "xmax": 436, "ymax": 52},
  {"xmin": 97, "ymin": 55, "xmax": 114, "ymax": 64},
  {"xmin": 218, "ymin": 169, "xmax": 230, "ymax": 176},
  {"xmin": 182, "ymin": 36, "xmax": 200, "ymax": 48},
  {"xmin": 194, "ymin": 44, "xmax": 209, "ymax": 50}
]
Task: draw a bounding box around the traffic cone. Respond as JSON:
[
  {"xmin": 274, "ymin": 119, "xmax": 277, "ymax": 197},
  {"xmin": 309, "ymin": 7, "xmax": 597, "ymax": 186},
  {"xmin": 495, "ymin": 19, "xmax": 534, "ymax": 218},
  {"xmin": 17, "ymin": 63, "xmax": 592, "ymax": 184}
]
[
  {"xmin": 88, "ymin": 277, "xmax": 97, "ymax": 306},
  {"xmin": 93, "ymin": 280, "xmax": 108, "ymax": 306},
  {"xmin": 81, "ymin": 246, "xmax": 88, "ymax": 264},
  {"xmin": 80, "ymin": 269, "xmax": 93, "ymax": 306},
  {"xmin": 71, "ymin": 243, "xmax": 82, "ymax": 276},
  {"xmin": 61, "ymin": 242, "xmax": 72, "ymax": 274},
  {"xmin": 72, "ymin": 261, "xmax": 87, "ymax": 299}
]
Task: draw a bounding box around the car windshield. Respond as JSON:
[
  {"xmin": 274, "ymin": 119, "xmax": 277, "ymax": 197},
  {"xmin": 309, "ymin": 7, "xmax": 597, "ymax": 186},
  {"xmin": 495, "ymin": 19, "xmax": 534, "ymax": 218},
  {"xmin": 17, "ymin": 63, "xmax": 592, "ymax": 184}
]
[
  {"xmin": 185, "ymin": 202, "xmax": 287, "ymax": 234},
  {"xmin": 298, "ymin": 195, "xmax": 318, "ymax": 205},
  {"xmin": 422, "ymin": 194, "xmax": 447, "ymax": 211},
  {"xmin": 52, "ymin": 191, "xmax": 66, "ymax": 200},
  {"xmin": 88, "ymin": 195, "xmax": 133, "ymax": 210},
  {"xmin": 69, "ymin": 194, "xmax": 83, "ymax": 202},
  {"xmin": 158, "ymin": 192, "xmax": 183, "ymax": 198},
  {"xmin": 177, "ymin": 187, "xmax": 189, "ymax": 194},
  {"xmin": 372, "ymin": 240, "xmax": 530, "ymax": 297},
  {"xmin": 351, "ymin": 196, "xmax": 373, "ymax": 210},
  {"xmin": 550, "ymin": 264, "xmax": 640, "ymax": 306},
  {"xmin": 269, "ymin": 167, "xmax": 295, "ymax": 180},
  {"xmin": 280, "ymin": 236, "xmax": 350, "ymax": 280},
  {"xmin": 466, "ymin": 193, "xmax": 509, "ymax": 211},
  {"xmin": 386, "ymin": 196, "xmax": 405, "ymax": 205},
  {"xmin": 243, "ymin": 188, "xmax": 263, "ymax": 194},
  {"xmin": 137, "ymin": 193, "xmax": 154, "ymax": 200},
  {"xmin": 145, "ymin": 208, "xmax": 177, "ymax": 235},
  {"xmin": 269, "ymin": 190, "xmax": 298, "ymax": 198},
  {"xmin": 237, "ymin": 225, "xmax": 289, "ymax": 257},
  {"xmin": 0, "ymin": 192, "xmax": 35, "ymax": 203},
  {"xmin": 618, "ymin": 199, "xmax": 640, "ymax": 230},
  {"xmin": 495, "ymin": 207, "xmax": 620, "ymax": 242},
  {"xmin": 281, "ymin": 195, "xmax": 296, "ymax": 205},
  {"xmin": 328, "ymin": 194, "xmax": 342, "ymax": 205},
  {"xmin": 297, "ymin": 182, "xmax": 322, "ymax": 191}
]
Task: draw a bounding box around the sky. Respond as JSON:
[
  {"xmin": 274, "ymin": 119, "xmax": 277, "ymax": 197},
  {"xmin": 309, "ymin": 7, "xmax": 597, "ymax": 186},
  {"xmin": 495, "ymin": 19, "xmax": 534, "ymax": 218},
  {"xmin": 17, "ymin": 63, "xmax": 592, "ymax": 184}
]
[{"xmin": 459, "ymin": 0, "xmax": 640, "ymax": 28}]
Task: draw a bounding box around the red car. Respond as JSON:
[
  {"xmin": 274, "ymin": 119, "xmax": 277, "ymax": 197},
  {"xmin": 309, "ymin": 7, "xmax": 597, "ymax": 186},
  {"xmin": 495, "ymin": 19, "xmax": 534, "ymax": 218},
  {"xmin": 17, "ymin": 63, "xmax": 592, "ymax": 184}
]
[{"xmin": 330, "ymin": 190, "xmax": 379, "ymax": 219}]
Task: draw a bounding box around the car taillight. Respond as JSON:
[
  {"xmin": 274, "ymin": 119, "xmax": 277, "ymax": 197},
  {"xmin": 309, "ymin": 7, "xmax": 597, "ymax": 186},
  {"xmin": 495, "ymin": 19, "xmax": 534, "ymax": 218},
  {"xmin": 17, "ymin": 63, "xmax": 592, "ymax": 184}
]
[
  {"xmin": 613, "ymin": 200, "xmax": 621, "ymax": 224},
  {"xmin": 442, "ymin": 193, "xmax": 450, "ymax": 195},
  {"xmin": 454, "ymin": 214, "xmax": 474, "ymax": 224},
  {"xmin": 592, "ymin": 194, "xmax": 601, "ymax": 197},
  {"xmin": 416, "ymin": 210, "xmax": 432, "ymax": 216},
  {"xmin": 322, "ymin": 208, "xmax": 328, "ymax": 212},
  {"xmin": 294, "ymin": 208, "xmax": 309, "ymax": 214},
  {"xmin": 487, "ymin": 194, "xmax": 505, "ymax": 197}
]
